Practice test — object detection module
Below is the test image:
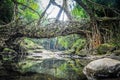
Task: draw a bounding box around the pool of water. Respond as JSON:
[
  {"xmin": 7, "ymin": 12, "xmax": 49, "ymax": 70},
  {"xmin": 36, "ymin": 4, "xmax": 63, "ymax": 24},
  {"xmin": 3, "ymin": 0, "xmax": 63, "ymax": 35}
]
[{"xmin": 0, "ymin": 50, "xmax": 89, "ymax": 80}]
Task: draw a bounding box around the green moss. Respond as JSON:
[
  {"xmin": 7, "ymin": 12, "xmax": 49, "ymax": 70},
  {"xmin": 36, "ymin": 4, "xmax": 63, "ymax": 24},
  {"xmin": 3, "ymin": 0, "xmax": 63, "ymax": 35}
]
[
  {"xmin": 72, "ymin": 39, "xmax": 86, "ymax": 54},
  {"xmin": 97, "ymin": 43, "xmax": 115, "ymax": 54},
  {"xmin": 20, "ymin": 38, "xmax": 39, "ymax": 50},
  {"xmin": 3, "ymin": 48, "xmax": 16, "ymax": 53},
  {"xmin": 2, "ymin": 48, "xmax": 16, "ymax": 61}
]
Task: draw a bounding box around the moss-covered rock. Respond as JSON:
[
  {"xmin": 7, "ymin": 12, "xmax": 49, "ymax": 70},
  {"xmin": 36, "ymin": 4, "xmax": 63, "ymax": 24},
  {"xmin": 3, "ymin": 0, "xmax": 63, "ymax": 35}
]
[
  {"xmin": 3, "ymin": 48, "xmax": 16, "ymax": 53},
  {"xmin": 20, "ymin": 38, "xmax": 43, "ymax": 53},
  {"xmin": 64, "ymin": 49, "xmax": 75, "ymax": 54},
  {"xmin": 72, "ymin": 39, "xmax": 86, "ymax": 54},
  {"xmin": 97, "ymin": 43, "xmax": 115, "ymax": 54},
  {"xmin": 0, "ymin": 48, "xmax": 17, "ymax": 61},
  {"xmin": 76, "ymin": 49, "xmax": 88, "ymax": 57},
  {"xmin": 20, "ymin": 38, "xmax": 37, "ymax": 49}
]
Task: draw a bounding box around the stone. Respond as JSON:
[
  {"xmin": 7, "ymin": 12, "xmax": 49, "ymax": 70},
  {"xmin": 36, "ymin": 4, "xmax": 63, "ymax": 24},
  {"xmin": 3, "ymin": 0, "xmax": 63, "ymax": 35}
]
[
  {"xmin": 110, "ymin": 50, "xmax": 120, "ymax": 61},
  {"xmin": 83, "ymin": 58, "xmax": 120, "ymax": 80},
  {"xmin": 97, "ymin": 44, "xmax": 115, "ymax": 54}
]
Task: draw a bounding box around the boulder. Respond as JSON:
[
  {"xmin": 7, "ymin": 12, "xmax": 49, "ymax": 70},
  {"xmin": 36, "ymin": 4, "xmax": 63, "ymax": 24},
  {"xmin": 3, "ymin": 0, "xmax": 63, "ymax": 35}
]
[
  {"xmin": 83, "ymin": 58, "xmax": 120, "ymax": 80},
  {"xmin": 97, "ymin": 44, "xmax": 115, "ymax": 54}
]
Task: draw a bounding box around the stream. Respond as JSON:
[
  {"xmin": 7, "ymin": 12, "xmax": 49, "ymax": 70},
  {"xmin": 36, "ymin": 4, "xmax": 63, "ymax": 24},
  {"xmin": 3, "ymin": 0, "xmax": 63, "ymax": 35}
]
[
  {"xmin": 0, "ymin": 48, "xmax": 90, "ymax": 80},
  {"xmin": 1, "ymin": 47, "xmax": 120, "ymax": 80}
]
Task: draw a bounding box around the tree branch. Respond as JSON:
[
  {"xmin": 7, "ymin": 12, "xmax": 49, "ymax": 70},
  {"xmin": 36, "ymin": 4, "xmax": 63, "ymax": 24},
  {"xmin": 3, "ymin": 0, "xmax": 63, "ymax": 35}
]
[
  {"xmin": 51, "ymin": 0, "xmax": 73, "ymax": 20},
  {"xmin": 55, "ymin": 7, "xmax": 63, "ymax": 22},
  {"xmin": 37, "ymin": 0, "xmax": 51, "ymax": 25},
  {"xmin": 63, "ymin": 0, "xmax": 73, "ymax": 20}
]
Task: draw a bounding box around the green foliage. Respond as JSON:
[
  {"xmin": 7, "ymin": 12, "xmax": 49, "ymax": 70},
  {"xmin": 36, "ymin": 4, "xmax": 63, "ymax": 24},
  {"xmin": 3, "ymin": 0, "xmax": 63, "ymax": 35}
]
[
  {"xmin": 71, "ymin": 5, "xmax": 88, "ymax": 19},
  {"xmin": 18, "ymin": 0, "xmax": 41, "ymax": 21},
  {"xmin": 58, "ymin": 36, "xmax": 70, "ymax": 49},
  {"xmin": 58, "ymin": 34, "xmax": 86, "ymax": 54},
  {"xmin": 112, "ymin": 38, "xmax": 120, "ymax": 48},
  {"xmin": 20, "ymin": 38, "xmax": 38, "ymax": 50},
  {"xmin": 0, "ymin": 0, "xmax": 41, "ymax": 24},
  {"xmin": 72, "ymin": 39, "xmax": 86, "ymax": 53},
  {"xmin": 58, "ymin": 35, "xmax": 80, "ymax": 49}
]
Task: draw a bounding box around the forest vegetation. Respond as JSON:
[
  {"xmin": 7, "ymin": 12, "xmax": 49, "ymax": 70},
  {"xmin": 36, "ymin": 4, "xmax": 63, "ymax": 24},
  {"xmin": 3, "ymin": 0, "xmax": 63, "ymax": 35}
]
[
  {"xmin": 0, "ymin": 0, "xmax": 120, "ymax": 80},
  {"xmin": 0, "ymin": 0, "xmax": 120, "ymax": 54}
]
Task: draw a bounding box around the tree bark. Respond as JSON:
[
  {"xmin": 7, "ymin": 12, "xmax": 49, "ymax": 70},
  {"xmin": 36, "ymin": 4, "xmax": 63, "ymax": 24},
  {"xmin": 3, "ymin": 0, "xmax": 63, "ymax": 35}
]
[{"xmin": 75, "ymin": 0, "xmax": 102, "ymax": 49}]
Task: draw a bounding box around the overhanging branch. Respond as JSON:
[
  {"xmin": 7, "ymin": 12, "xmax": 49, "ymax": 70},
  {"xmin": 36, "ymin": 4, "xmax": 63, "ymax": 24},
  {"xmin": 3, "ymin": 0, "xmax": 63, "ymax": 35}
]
[
  {"xmin": 37, "ymin": 0, "xmax": 51, "ymax": 25},
  {"xmin": 51, "ymin": 0, "xmax": 73, "ymax": 20}
]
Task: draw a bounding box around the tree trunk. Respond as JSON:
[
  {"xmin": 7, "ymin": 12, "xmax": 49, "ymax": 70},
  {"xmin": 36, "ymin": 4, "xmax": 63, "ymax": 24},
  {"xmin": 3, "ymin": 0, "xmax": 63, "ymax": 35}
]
[{"xmin": 75, "ymin": 0, "xmax": 102, "ymax": 49}]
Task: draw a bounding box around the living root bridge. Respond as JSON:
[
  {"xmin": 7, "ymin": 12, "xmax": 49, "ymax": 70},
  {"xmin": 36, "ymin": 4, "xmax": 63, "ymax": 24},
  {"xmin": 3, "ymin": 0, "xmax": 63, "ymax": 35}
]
[
  {"xmin": 20, "ymin": 20, "xmax": 90, "ymax": 38},
  {"xmin": 0, "ymin": 17, "xmax": 119, "ymax": 50},
  {"xmin": 0, "ymin": 19, "xmax": 90, "ymax": 48}
]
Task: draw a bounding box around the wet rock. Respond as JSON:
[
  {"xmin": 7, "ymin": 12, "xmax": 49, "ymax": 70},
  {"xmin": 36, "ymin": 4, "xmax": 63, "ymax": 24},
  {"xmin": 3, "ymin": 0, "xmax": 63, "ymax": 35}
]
[
  {"xmin": 109, "ymin": 50, "xmax": 120, "ymax": 61},
  {"xmin": 83, "ymin": 58, "xmax": 120, "ymax": 80}
]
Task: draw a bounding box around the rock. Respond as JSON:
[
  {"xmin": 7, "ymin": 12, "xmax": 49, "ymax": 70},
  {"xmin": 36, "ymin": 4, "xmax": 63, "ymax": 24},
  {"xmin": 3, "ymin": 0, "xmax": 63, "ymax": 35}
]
[
  {"xmin": 110, "ymin": 50, "xmax": 120, "ymax": 61},
  {"xmin": 109, "ymin": 55, "xmax": 120, "ymax": 61},
  {"xmin": 64, "ymin": 49, "xmax": 75, "ymax": 54},
  {"xmin": 97, "ymin": 44, "xmax": 115, "ymax": 54},
  {"xmin": 36, "ymin": 46, "xmax": 44, "ymax": 49},
  {"xmin": 78, "ymin": 49, "xmax": 88, "ymax": 57},
  {"xmin": 83, "ymin": 58, "xmax": 120, "ymax": 80},
  {"xmin": 110, "ymin": 50, "xmax": 120, "ymax": 57},
  {"xmin": 113, "ymin": 50, "xmax": 120, "ymax": 54}
]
